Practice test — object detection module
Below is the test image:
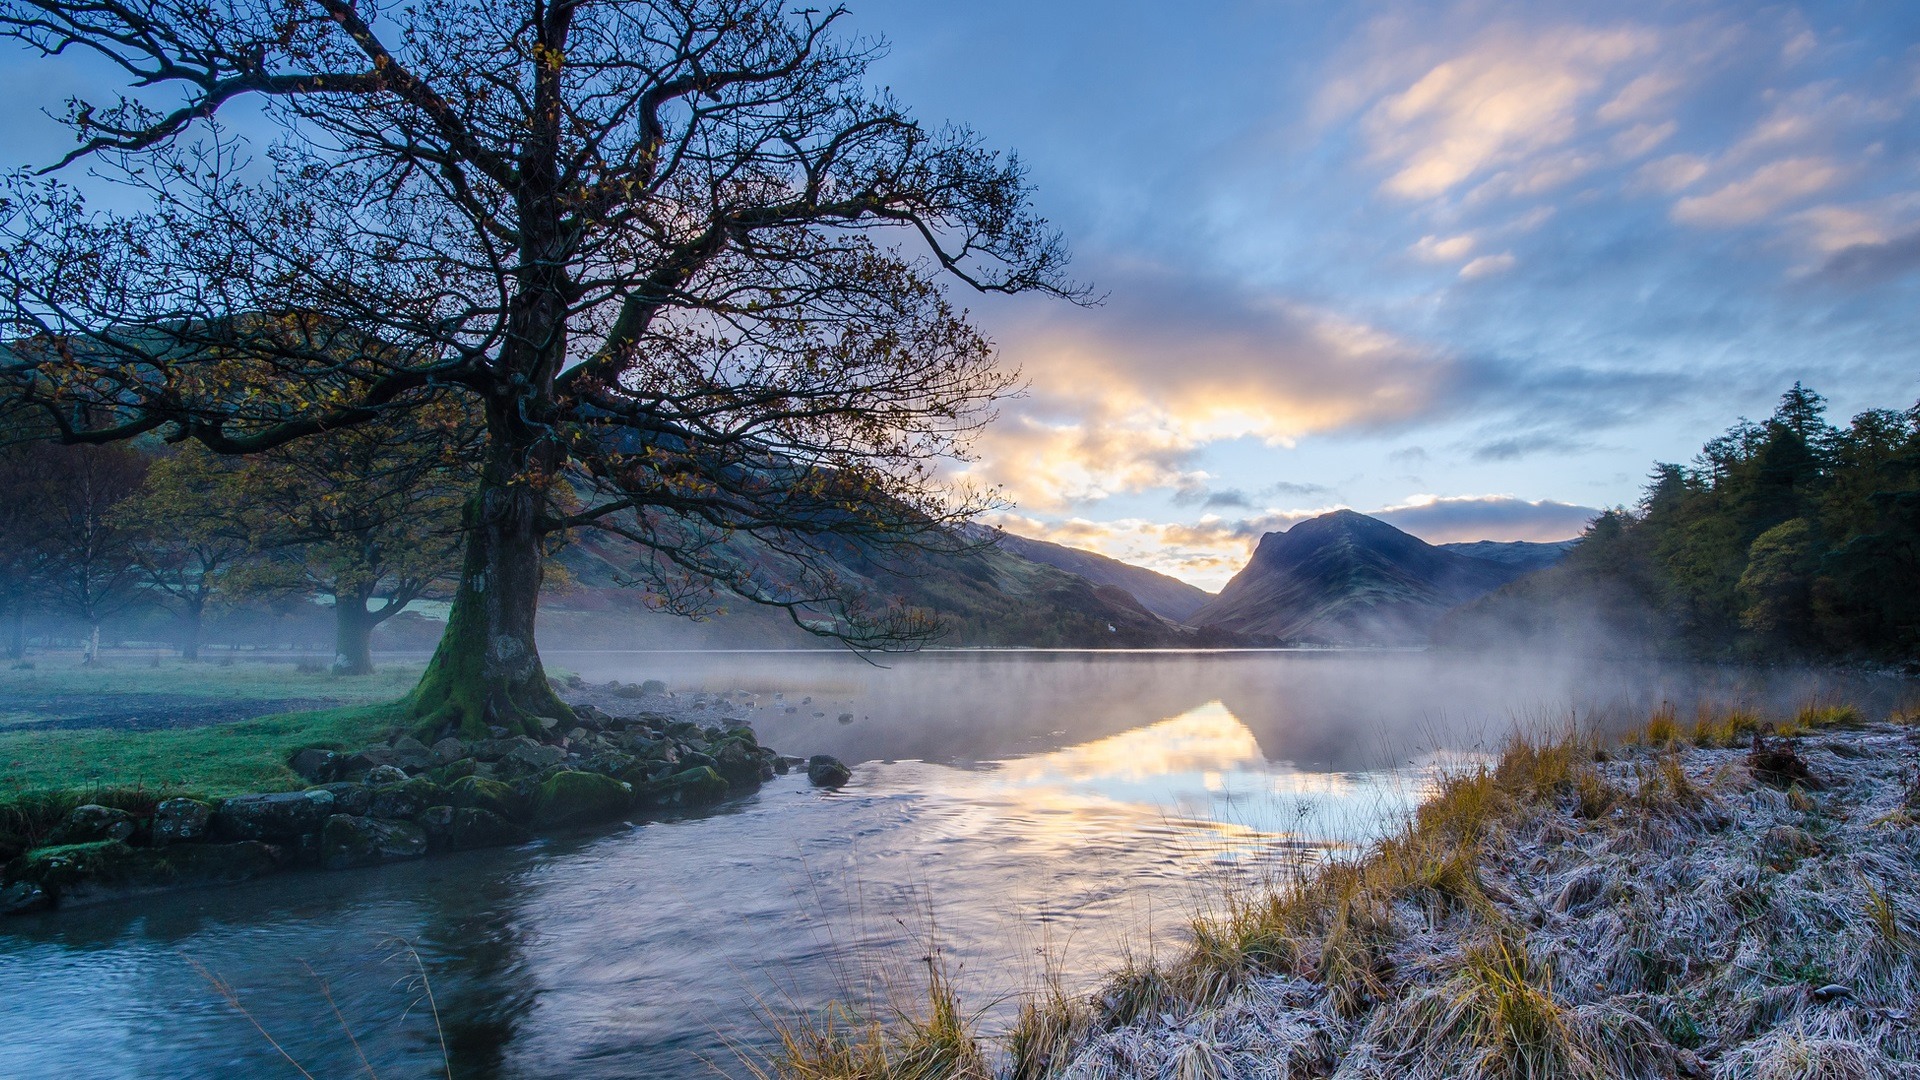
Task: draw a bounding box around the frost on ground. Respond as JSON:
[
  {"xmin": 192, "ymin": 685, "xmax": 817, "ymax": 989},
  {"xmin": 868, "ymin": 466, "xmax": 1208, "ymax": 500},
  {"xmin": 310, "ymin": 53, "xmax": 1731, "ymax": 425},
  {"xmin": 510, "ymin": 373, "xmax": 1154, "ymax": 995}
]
[{"xmin": 1050, "ymin": 720, "xmax": 1920, "ymax": 1080}]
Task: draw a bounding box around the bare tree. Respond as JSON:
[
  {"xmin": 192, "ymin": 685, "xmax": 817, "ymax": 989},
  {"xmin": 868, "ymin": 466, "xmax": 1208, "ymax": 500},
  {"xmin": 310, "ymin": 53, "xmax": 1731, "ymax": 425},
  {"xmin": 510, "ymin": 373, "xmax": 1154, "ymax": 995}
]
[
  {"xmin": 34, "ymin": 444, "xmax": 149, "ymax": 662},
  {"xmin": 0, "ymin": 0, "xmax": 1076, "ymax": 736}
]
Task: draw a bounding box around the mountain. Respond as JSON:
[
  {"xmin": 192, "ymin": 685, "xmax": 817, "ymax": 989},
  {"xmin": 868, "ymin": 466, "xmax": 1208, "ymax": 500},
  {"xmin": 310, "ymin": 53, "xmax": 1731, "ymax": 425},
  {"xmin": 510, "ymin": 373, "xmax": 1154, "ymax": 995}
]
[
  {"xmin": 1188, "ymin": 510, "xmax": 1545, "ymax": 645},
  {"xmin": 992, "ymin": 531, "xmax": 1214, "ymax": 622},
  {"xmin": 1439, "ymin": 539, "xmax": 1581, "ymax": 571},
  {"xmin": 547, "ymin": 525, "xmax": 1206, "ymax": 649}
]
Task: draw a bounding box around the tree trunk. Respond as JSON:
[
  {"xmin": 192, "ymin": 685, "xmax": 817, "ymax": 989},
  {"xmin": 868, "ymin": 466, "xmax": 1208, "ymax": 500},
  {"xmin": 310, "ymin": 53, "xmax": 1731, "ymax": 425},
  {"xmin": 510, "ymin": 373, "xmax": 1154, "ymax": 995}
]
[
  {"xmin": 332, "ymin": 600, "xmax": 376, "ymax": 676},
  {"xmin": 84, "ymin": 621, "xmax": 100, "ymax": 664},
  {"xmin": 180, "ymin": 600, "xmax": 203, "ymax": 662},
  {"xmin": 407, "ymin": 431, "xmax": 570, "ymax": 740},
  {"xmin": 5, "ymin": 607, "xmax": 23, "ymax": 661}
]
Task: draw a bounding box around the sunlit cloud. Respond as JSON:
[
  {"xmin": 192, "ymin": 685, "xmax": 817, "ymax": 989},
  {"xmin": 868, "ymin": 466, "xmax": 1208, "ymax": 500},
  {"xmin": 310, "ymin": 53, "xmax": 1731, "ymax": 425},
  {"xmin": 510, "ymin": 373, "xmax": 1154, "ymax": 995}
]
[
  {"xmin": 1459, "ymin": 253, "xmax": 1517, "ymax": 279},
  {"xmin": 956, "ymin": 267, "xmax": 1456, "ymax": 512},
  {"xmin": 1353, "ymin": 23, "xmax": 1661, "ymax": 200},
  {"xmin": 1672, "ymin": 156, "xmax": 1845, "ymax": 226}
]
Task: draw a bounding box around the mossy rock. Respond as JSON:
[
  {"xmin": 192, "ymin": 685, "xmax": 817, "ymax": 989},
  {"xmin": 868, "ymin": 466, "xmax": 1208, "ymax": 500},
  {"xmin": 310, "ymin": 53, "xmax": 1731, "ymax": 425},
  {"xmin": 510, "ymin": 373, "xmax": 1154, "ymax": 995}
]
[
  {"xmin": 447, "ymin": 775, "xmax": 527, "ymax": 823},
  {"xmin": 8, "ymin": 839, "xmax": 280, "ymax": 906},
  {"xmin": 424, "ymin": 806, "xmax": 531, "ymax": 851},
  {"xmin": 636, "ymin": 766, "xmax": 730, "ymax": 810},
  {"xmin": 44, "ymin": 804, "xmax": 138, "ymax": 846},
  {"xmin": 320, "ymin": 814, "xmax": 429, "ymax": 871},
  {"xmin": 531, "ymin": 771, "xmax": 633, "ymax": 829},
  {"xmin": 710, "ymin": 740, "xmax": 769, "ymax": 785},
  {"xmin": 367, "ymin": 778, "xmax": 449, "ymax": 821}
]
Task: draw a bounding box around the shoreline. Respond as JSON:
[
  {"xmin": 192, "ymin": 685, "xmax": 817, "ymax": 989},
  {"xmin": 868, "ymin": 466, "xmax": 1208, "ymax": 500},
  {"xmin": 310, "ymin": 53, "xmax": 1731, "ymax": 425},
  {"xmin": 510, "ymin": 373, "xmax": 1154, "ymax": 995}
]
[
  {"xmin": 1, "ymin": 684, "xmax": 847, "ymax": 916},
  {"xmin": 772, "ymin": 706, "xmax": 1920, "ymax": 1079},
  {"xmin": 1036, "ymin": 711, "xmax": 1920, "ymax": 1079}
]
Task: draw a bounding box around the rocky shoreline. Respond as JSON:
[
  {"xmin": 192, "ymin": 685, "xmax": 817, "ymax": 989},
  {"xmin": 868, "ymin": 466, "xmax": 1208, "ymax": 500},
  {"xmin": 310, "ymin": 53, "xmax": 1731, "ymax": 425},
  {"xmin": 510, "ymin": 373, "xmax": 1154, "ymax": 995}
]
[{"xmin": 2, "ymin": 685, "xmax": 851, "ymax": 916}]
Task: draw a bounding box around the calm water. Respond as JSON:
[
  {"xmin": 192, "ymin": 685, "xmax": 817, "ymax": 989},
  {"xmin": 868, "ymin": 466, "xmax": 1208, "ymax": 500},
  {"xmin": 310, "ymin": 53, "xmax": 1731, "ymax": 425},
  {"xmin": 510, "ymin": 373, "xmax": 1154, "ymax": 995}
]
[{"xmin": 1, "ymin": 650, "xmax": 1908, "ymax": 1079}]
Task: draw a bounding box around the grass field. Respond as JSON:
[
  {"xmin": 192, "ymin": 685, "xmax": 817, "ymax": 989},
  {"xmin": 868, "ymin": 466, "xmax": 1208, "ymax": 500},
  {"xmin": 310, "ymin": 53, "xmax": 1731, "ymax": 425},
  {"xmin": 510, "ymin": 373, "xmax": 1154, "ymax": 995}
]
[{"xmin": 0, "ymin": 653, "xmax": 424, "ymax": 799}]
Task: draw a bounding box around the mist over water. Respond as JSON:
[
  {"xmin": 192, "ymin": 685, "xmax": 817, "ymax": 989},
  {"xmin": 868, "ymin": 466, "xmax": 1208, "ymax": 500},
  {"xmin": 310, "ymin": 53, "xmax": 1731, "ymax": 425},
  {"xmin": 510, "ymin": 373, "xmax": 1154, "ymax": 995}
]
[{"xmin": 1, "ymin": 650, "xmax": 1907, "ymax": 1079}]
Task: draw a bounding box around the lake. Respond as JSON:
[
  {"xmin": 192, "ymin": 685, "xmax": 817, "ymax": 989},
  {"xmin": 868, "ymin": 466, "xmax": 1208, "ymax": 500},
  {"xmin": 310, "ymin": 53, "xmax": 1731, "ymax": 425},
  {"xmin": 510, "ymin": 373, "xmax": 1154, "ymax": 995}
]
[{"xmin": 1, "ymin": 649, "xmax": 1907, "ymax": 1078}]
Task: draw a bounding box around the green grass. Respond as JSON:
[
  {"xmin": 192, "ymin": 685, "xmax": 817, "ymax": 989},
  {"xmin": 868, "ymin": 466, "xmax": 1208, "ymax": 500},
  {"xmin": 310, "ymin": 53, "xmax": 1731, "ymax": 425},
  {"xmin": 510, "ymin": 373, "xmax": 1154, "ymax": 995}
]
[
  {"xmin": 0, "ymin": 699, "xmax": 410, "ymax": 800},
  {"xmin": 0, "ymin": 652, "xmax": 423, "ymax": 709}
]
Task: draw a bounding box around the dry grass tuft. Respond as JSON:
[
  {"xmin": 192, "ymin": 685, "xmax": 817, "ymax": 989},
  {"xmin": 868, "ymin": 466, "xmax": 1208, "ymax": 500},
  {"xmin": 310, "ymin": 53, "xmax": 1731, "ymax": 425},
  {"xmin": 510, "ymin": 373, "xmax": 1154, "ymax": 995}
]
[{"xmin": 758, "ymin": 958, "xmax": 991, "ymax": 1080}]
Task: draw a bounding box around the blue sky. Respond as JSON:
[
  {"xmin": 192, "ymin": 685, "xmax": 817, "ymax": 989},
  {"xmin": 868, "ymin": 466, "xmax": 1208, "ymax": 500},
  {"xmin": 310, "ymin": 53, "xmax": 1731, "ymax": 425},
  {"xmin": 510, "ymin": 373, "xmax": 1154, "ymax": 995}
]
[{"xmin": 4, "ymin": 1, "xmax": 1918, "ymax": 589}]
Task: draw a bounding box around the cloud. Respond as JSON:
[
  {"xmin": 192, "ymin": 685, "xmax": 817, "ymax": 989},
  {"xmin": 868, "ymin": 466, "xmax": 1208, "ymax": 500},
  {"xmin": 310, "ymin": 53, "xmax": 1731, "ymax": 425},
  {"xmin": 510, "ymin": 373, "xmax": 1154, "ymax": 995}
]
[
  {"xmin": 1470, "ymin": 431, "xmax": 1595, "ymax": 461},
  {"xmin": 1818, "ymin": 229, "xmax": 1920, "ymax": 283},
  {"xmin": 1372, "ymin": 494, "xmax": 1599, "ymax": 543},
  {"xmin": 1459, "ymin": 253, "xmax": 1517, "ymax": 278},
  {"xmin": 1634, "ymin": 153, "xmax": 1709, "ymax": 193},
  {"xmin": 1355, "ymin": 23, "xmax": 1661, "ymax": 199},
  {"xmin": 1672, "ymin": 156, "xmax": 1844, "ymax": 226},
  {"xmin": 1413, "ymin": 233, "xmax": 1476, "ymax": 261},
  {"xmin": 955, "ymin": 265, "xmax": 1457, "ymax": 511}
]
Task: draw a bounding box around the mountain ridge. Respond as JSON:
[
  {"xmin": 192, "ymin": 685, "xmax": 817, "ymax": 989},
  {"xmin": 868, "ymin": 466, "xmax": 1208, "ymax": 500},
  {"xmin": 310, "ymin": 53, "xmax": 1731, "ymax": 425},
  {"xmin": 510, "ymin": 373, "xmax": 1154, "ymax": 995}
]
[{"xmin": 1189, "ymin": 510, "xmax": 1557, "ymax": 644}]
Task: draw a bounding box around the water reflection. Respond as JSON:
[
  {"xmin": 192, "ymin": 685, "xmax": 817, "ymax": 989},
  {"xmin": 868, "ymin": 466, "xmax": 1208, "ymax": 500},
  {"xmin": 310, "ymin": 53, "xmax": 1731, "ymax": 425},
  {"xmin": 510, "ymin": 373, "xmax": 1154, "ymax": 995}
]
[{"xmin": 1, "ymin": 651, "xmax": 1909, "ymax": 1079}]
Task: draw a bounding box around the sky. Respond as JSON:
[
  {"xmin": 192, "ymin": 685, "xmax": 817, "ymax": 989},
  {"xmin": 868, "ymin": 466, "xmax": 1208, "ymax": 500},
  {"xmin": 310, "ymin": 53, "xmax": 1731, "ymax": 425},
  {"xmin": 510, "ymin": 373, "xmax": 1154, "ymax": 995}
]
[
  {"xmin": 3, "ymin": 1, "xmax": 1919, "ymax": 590},
  {"xmin": 834, "ymin": 0, "xmax": 1920, "ymax": 588}
]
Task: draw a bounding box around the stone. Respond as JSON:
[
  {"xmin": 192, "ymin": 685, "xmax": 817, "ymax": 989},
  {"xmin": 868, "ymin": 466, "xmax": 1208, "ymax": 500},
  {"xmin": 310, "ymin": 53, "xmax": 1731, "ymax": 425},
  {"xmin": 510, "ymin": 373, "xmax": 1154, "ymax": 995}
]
[
  {"xmin": 430, "ymin": 737, "xmax": 468, "ymax": 765},
  {"xmin": 0, "ymin": 880, "xmax": 48, "ymax": 916},
  {"xmin": 447, "ymin": 775, "xmax": 526, "ymax": 822},
  {"xmin": 46, "ymin": 804, "xmax": 137, "ymax": 846},
  {"xmin": 212, "ymin": 790, "xmax": 335, "ymax": 843},
  {"xmin": 635, "ymin": 766, "xmax": 730, "ymax": 810},
  {"xmin": 640, "ymin": 679, "xmax": 667, "ymax": 695},
  {"xmin": 150, "ymin": 798, "xmax": 213, "ymax": 845},
  {"xmin": 368, "ymin": 778, "xmax": 448, "ymax": 821},
  {"xmin": 1813, "ymin": 984, "xmax": 1854, "ymax": 1002},
  {"xmin": 438, "ymin": 807, "xmax": 530, "ymax": 851},
  {"xmin": 500, "ymin": 741, "xmax": 567, "ymax": 775},
  {"xmin": 388, "ymin": 736, "xmax": 436, "ymax": 773},
  {"xmin": 312, "ymin": 783, "xmax": 372, "ymax": 816},
  {"xmin": 530, "ymin": 771, "xmax": 633, "ymax": 829},
  {"xmin": 711, "ymin": 739, "xmax": 767, "ymax": 786},
  {"xmin": 807, "ymin": 755, "xmax": 852, "ymax": 789},
  {"xmin": 289, "ymin": 748, "xmax": 341, "ymax": 784},
  {"xmin": 340, "ymin": 745, "xmax": 399, "ymax": 776},
  {"xmin": 319, "ymin": 815, "xmax": 429, "ymax": 870},
  {"xmin": 364, "ymin": 764, "xmax": 409, "ymax": 786}
]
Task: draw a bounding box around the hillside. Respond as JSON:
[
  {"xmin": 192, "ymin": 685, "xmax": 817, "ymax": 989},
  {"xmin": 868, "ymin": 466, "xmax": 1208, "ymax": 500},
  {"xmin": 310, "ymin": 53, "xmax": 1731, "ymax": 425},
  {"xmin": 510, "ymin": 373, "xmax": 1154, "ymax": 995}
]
[
  {"xmin": 1187, "ymin": 510, "xmax": 1539, "ymax": 645},
  {"xmin": 992, "ymin": 531, "xmax": 1214, "ymax": 622},
  {"xmin": 1437, "ymin": 538, "xmax": 1579, "ymax": 570},
  {"xmin": 546, "ymin": 526, "xmax": 1200, "ymax": 649}
]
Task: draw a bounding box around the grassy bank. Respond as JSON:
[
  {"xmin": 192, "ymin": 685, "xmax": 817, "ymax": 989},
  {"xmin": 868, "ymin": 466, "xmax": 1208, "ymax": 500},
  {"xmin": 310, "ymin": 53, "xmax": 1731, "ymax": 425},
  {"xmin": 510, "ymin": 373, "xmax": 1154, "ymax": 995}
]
[
  {"xmin": 0, "ymin": 656, "xmax": 427, "ymax": 858},
  {"xmin": 769, "ymin": 702, "xmax": 1920, "ymax": 1079}
]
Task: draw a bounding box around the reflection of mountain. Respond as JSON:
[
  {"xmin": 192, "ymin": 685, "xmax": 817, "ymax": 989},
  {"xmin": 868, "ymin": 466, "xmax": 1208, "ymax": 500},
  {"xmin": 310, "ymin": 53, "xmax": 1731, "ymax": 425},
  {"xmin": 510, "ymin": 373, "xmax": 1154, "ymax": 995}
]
[
  {"xmin": 1000, "ymin": 702, "xmax": 1266, "ymax": 784},
  {"xmin": 1189, "ymin": 510, "xmax": 1552, "ymax": 645},
  {"xmin": 992, "ymin": 531, "xmax": 1215, "ymax": 622}
]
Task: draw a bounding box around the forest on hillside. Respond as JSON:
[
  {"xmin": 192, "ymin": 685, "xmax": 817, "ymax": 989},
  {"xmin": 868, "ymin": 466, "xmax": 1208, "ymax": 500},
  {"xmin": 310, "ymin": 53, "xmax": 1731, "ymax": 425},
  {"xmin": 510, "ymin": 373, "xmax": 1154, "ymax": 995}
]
[{"xmin": 1441, "ymin": 384, "xmax": 1920, "ymax": 664}]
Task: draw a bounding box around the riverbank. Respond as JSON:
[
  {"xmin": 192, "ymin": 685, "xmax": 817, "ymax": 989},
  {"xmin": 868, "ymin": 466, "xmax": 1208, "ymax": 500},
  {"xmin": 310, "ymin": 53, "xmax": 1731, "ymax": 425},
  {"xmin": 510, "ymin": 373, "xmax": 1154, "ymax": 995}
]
[
  {"xmin": 776, "ymin": 704, "xmax": 1920, "ymax": 1079},
  {"xmin": 1, "ymin": 662, "xmax": 840, "ymax": 914}
]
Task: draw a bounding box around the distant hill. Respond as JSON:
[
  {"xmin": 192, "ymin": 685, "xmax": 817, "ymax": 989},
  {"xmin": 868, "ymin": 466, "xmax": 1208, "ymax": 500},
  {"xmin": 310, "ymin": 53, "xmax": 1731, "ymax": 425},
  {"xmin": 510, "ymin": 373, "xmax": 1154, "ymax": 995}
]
[
  {"xmin": 1188, "ymin": 510, "xmax": 1549, "ymax": 645},
  {"xmin": 1439, "ymin": 539, "xmax": 1580, "ymax": 571},
  {"xmin": 993, "ymin": 531, "xmax": 1215, "ymax": 622},
  {"xmin": 547, "ymin": 525, "xmax": 1204, "ymax": 649}
]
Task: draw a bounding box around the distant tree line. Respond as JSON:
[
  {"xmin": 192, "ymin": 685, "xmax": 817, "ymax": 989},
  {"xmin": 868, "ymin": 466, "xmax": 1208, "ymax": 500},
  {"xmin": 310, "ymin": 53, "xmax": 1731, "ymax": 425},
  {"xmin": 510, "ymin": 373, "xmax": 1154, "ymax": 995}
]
[
  {"xmin": 0, "ymin": 412, "xmax": 471, "ymax": 672},
  {"xmin": 1442, "ymin": 384, "xmax": 1920, "ymax": 662}
]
